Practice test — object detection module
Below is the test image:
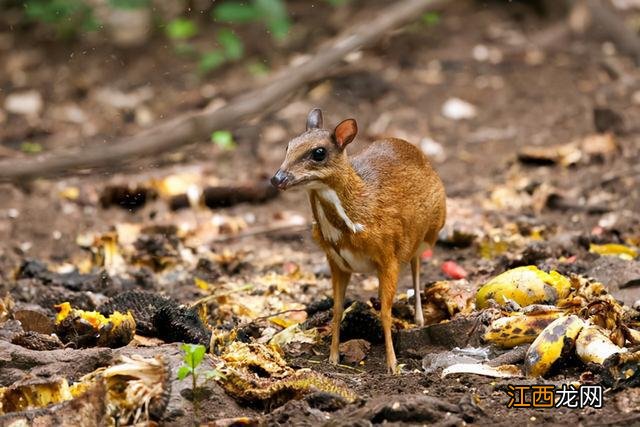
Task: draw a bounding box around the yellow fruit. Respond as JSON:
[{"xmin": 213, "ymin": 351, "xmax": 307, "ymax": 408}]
[
  {"xmin": 576, "ymin": 324, "xmax": 626, "ymax": 365},
  {"xmin": 484, "ymin": 311, "xmax": 564, "ymax": 348},
  {"xmin": 54, "ymin": 302, "xmax": 135, "ymax": 348},
  {"xmin": 0, "ymin": 377, "xmax": 72, "ymax": 414},
  {"xmin": 476, "ymin": 266, "xmax": 571, "ymax": 309},
  {"xmin": 589, "ymin": 243, "xmax": 637, "ymax": 260},
  {"xmin": 524, "ymin": 315, "xmax": 585, "ymax": 377}
]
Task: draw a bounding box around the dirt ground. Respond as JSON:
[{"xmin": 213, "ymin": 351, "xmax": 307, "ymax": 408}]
[{"xmin": 1, "ymin": 0, "xmax": 640, "ymax": 425}]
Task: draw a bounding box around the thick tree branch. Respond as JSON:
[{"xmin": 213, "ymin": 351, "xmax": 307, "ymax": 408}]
[
  {"xmin": 569, "ymin": 0, "xmax": 640, "ymax": 64},
  {"xmin": 0, "ymin": 0, "xmax": 446, "ymax": 182}
]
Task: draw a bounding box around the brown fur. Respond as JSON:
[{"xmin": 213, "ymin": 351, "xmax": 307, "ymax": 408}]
[{"xmin": 272, "ymin": 111, "xmax": 446, "ymax": 373}]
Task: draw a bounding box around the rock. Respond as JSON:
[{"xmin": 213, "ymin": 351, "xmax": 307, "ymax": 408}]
[
  {"xmin": 344, "ymin": 394, "xmax": 466, "ymax": 425},
  {"xmin": 305, "ymin": 391, "xmax": 350, "ymax": 412},
  {"xmin": 339, "ymin": 339, "xmax": 371, "ymax": 365},
  {"xmin": 422, "ymin": 347, "xmax": 489, "ymax": 373},
  {"xmin": 583, "ymin": 256, "xmax": 640, "ymax": 306},
  {"xmin": 261, "ymin": 399, "xmax": 328, "ymax": 425},
  {"xmin": 395, "ymin": 313, "xmax": 489, "ymax": 356},
  {"xmin": 4, "ymin": 90, "xmax": 43, "ymax": 116},
  {"xmin": 441, "ymin": 98, "xmax": 477, "ymax": 120},
  {"xmin": 0, "ymin": 340, "xmax": 113, "ymax": 386}
]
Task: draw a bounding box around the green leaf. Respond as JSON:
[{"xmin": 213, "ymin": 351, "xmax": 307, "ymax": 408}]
[
  {"xmin": 177, "ymin": 365, "xmax": 192, "ymax": 380},
  {"xmin": 268, "ymin": 18, "xmax": 290, "ymax": 40},
  {"xmin": 199, "ymin": 50, "xmax": 227, "ymax": 73},
  {"xmin": 166, "ymin": 18, "xmax": 198, "ymax": 40},
  {"xmin": 422, "ymin": 11, "xmax": 440, "ymax": 26},
  {"xmin": 108, "ymin": 0, "xmax": 150, "ymax": 9},
  {"xmin": 211, "ymin": 131, "xmax": 236, "ymax": 150},
  {"xmin": 25, "ymin": 0, "xmax": 80, "ymax": 23},
  {"xmin": 217, "ymin": 29, "xmax": 244, "ymax": 60},
  {"xmin": 213, "ymin": 3, "xmax": 260, "ymax": 23},
  {"xmin": 25, "ymin": 0, "xmax": 98, "ymax": 37},
  {"xmin": 180, "ymin": 343, "xmax": 191, "ymax": 358},
  {"xmin": 181, "ymin": 343, "xmax": 205, "ymax": 367},
  {"xmin": 20, "ymin": 142, "xmax": 43, "ymax": 154},
  {"xmin": 326, "ymin": 0, "xmax": 350, "ymax": 6},
  {"xmin": 255, "ymin": 0, "xmax": 290, "ymax": 40},
  {"xmin": 190, "ymin": 344, "xmax": 206, "ymax": 368}
]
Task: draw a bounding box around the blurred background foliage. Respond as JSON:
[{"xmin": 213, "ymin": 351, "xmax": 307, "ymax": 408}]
[{"xmin": 0, "ymin": 0, "xmax": 352, "ymax": 73}]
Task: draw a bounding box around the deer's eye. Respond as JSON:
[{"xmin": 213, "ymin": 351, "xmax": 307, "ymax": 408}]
[{"xmin": 310, "ymin": 147, "xmax": 326, "ymax": 162}]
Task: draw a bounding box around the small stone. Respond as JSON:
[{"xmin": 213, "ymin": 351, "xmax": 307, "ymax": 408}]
[
  {"xmin": 94, "ymin": 87, "xmax": 153, "ymax": 110},
  {"xmin": 472, "ymin": 44, "xmax": 490, "ymax": 62},
  {"xmin": 442, "ymin": 98, "xmax": 477, "ymax": 121},
  {"xmin": 5, "ymin": 90, "xmax": 43, "ymax": 116},
  {"xmin": 19, "ymin": 241, "xmax": 33, "ymax": 253},
  {"xmin": 135, "ymin": 106, "xmax": 154, "ymax": 126}
]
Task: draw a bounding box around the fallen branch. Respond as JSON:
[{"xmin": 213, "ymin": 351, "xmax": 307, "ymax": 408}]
[
  {"xmin": 209, "ymin": 223, "xmax": 309, "ymax": 243},
  {"xmin": 0, "ymin": 0, "xmax": 447, "ymax": 182},
  {"xmin": 569, "ymin": 0, "xmax": 640, "ymax": 64}
]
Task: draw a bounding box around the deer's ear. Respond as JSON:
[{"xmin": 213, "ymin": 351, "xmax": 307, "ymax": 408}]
[
  {"xmin": 333, "ymin": 119, "xmax": 357, "ymax": 149},
  {"xmin": 306, "ymin": 108, "xmax": 323, "ymax": 131}
]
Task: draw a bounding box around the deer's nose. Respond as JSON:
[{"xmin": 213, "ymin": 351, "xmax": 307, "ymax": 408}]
[{"xmin": 270, "ymin": 169, "xmax": 290, "ymax": 190}]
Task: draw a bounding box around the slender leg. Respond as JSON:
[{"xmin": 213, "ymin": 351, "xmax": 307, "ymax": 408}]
[
  {"xmin": 378, "ymin": 260, "xmax": 399, "ymax": 374},
  {"xmin": 411, "ymin": 256, "xmax": 424, "ymax": 327},
  {"xmin": 329, "ymin": 260, "xmax": 351, "ymax": 365}
]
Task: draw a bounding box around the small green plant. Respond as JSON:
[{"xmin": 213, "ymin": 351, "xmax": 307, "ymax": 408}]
[
  {"xmin": 213, "ymin": 0, "xmax": 291, "ymax": 41},
  {"xmin": 422, "ymin": 11, "xmax": 441, "ymax": 26},
  {"xmin": 166, "ymin": 18, "xmax": 199, "ymax": 40},
  {"xmin": 211, "ymin": 130, "xmax": 236, "ymax": 151},
  {"xmin": 177, "ymin": 343, "xmax": 222, "ymax": 421},
  {"xmin": 18, "ymin": 0, "xmax": 286, "ymax": 75},
  {"xmin": 199, "ymin": 29, "xmax": 245, "ymax": 73},
  {"xmin": 24, "ymin": 0, "xmax": 98, "ymax": 37},
  {"xmin": 107, "ymin": 0, "xmax": 150, "ymax": 9},
  {"xmin": 326, "ymin": 0, "xmax": 351, "ymax": 6},
  {"xmin": 21, "ymin": 0, "xmax": 149, "ymax": 39},
  {"xmin": 20, "ymin": 142, "xmax": 43, "ymax": 154}
]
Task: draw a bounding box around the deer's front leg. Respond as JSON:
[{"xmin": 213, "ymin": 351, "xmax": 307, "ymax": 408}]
[{"xmin": 329, "ymin": 260, "xmax": 351, "ymax": 365}]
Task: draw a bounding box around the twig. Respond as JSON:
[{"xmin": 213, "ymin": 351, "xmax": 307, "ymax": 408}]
[
  {"xmin": 306, "ymin": 359, "xmax": 365, "ymax": 373},
  {"xmin": 209, "ymin": 223, "xmax": 310, "ymax": 243},
  {"xmin": 190, "ymin": 284, "xmax": 254, "ymax": 308},
  {"xmin": 0, "ymin": 0, "xmax": 448, "ymax": 182},
  {"xmin": 253, "ymin": 309, "xmax": 308, "ymax": 323}
]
